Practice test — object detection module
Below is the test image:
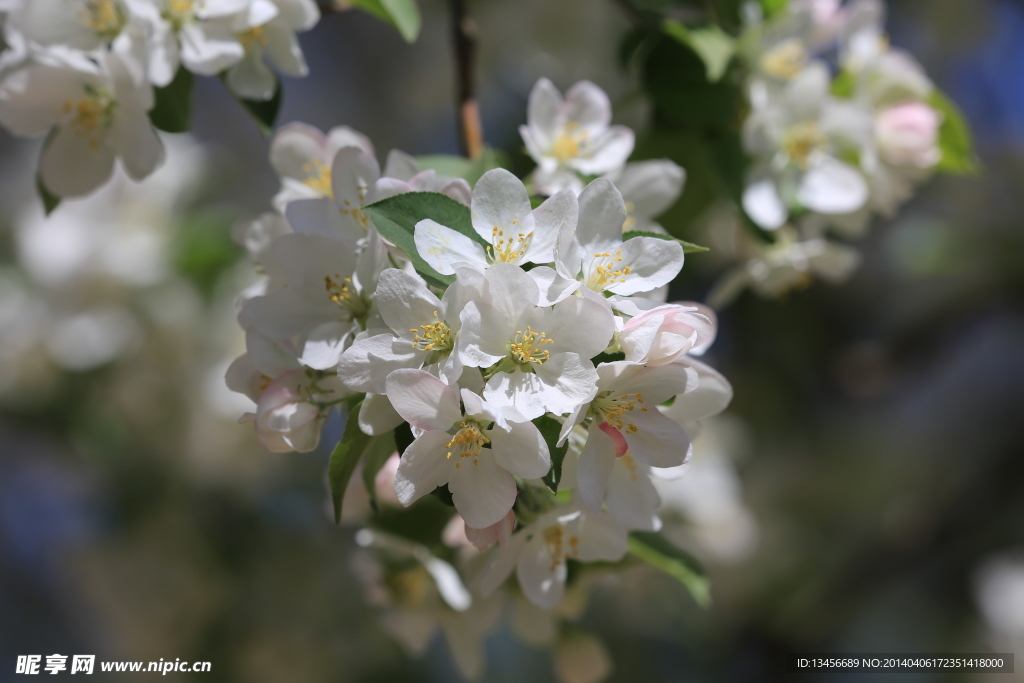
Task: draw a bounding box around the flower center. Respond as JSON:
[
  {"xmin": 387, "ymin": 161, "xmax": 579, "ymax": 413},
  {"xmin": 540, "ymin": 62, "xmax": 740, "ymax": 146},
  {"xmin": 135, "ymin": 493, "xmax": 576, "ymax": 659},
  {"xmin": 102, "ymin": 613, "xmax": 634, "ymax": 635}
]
[
  {"xmin": 550, "ymin": 124, "xmax": 588, "ymax": 163},
  {"xmin": 486, "ymin": 222, "xmax": 533, "ymax": 264},
  {"xmin": 620, "ymin": 453, "xmax": 639, "ymax": 481},
  {"xmin": 79, "ymin": 0, "xmax": 126, "ymax": 40},
  {"xmin": 324, "ymin": 273, "xmax": 369, "ymax": 320},
  {"xmin": 238, "ymin": 25, "xmax": 269, "ymax": 49},
  {"xmin": 408, "ymin": 311, "xmax": 453, "ymax": 353},
  {"xmin": 163, "ymin": 0, "xmax": 199, "ymax": 30},
  {"xmin": 446, "ymin": 421, "xmax": 489, "ymax": 469},
  {"xmin": 61, "ymin": 90, "xmax": 116, "ymax": 150},
  {"xmin": 302, "ymin": 159, "xmax": 333, "ymax": 197},
  {"xmin": 338, "ymin": 185, "xmax": 371, "ymax": 232},
  {"xmin": 542, "ymin": 525, "xmax": 580, "ymax": 572},
  {"xmin": 589, "ymin": 391, "xmax": 647, "ymax": 434},
  {"xmin": 781, "ymin": 121, "xmax": 828, "ymax": 170},
  {"xmin": 760, "ymin": 38, "xmax": 807, "ymax": 80},
  {"xmin": 586, "ymin": 250, "xmax": 631, "ymax": 290},
  {"xmin": 386, "ymin": 567, "xmax": 430, "ymax": 609},
  {"xmin": 509, "ymin": 326, "xmax": 554, "ymax": 365}
]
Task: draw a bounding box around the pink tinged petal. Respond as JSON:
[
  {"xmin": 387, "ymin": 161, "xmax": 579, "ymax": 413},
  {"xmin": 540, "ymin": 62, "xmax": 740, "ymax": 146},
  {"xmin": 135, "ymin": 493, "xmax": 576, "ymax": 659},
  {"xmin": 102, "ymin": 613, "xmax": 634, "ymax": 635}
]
[
  {"xmin": 331, "ymin": 145, "xmax": 380, "ymax": 208},
  {"xmin": 358, "ymin": 392, "xmax": 404, "ymax": 436},
  {"xmin": 797, "ymin": 157, "xmax": 869, "ymax": 215},
  {"xmin": 743, "ymin": 176, "xmax": 788, "ymax": 230},
  {"xmin": 603, "ymin": 236, "xmax": 684, "ymax": 297},
  {"xmin": 517, "ymin": 534, "xmax": 567, "ymax": 609},
  {"xmin": 489, "ymin": 421, "xmax": 551, "ymax": 480},
  {"xmin": 570, "ymin": 125, "xmax": 635, "ymax": 175},
  {"xmin": 385, "ymin": 368, "xmax": 462, "ymax": 431},
  {"xmin": 269, "ymin": 122, "xmax": 327, "ymax": 180},
  {"xmin": 464, "ymin": 509, "xmax": 516, "ymax": 548},
  {"xmin": 370, "ymin": 176, "xmax": 413, "ymax": 202},
  {"xmin": 577, "ymin": 426, "xmax": 617, "ymax": 510},
  {"xmin": 448, "ymin": 453, "xmax": 517, "ymax": 529},
  {"xmin": 382, "ymin": 148, "xmax": 419, "ymax": 180},
  {"xmin": 621, "ymin": 409, "xmax": 692, "ymax": 468},
  {"xmin": 531, "ymin": 352, "xmax": 601, "ymax": 416},
  {"xmin": 440, "ymin": 178, "xmax": 472, "ymax": 206},
  {"xmin": 40, "ymin": 124, "xmax": 116, "ymax": 198},
  {"xmin": 562, "ymin": 80, "xmax": 612, "ymax": 133},
  {"xmin": 577, "ymin": 179, "xmax": 628, "ymax": 253},
  {"xmin": 470, "ymin": 168, "xmax": 535, "ymax": 244},
  {"xmin": 414, "ymin": 219, "xmax": 489, "ymax": 275},
  {"xmin": 605, "ymin": 457, "xmax": 663, "ymax": 532},
  {"xmin": 598, "ymin": 421, "xmax": 628, "ymax": 456},
  {"xmin": 528, "ymin": 266, "xmax": 580, "ymax": 306},
  {"xmin": 456, "ymin": 301, "xmax": 512, "ymax": 368},
  {"xmin": 661, "ymin": 358, "xmax": 733, "ymax": 423},
  {"xmin": 526, "ymin": 77, "xmax": 563, "ymax": 146},
  {"xmin": 599, "ymin": 361, "xmax": 697, "ymax": 407},
  {"xmin": 393, "ymin": 429, "xmax": 451, "ymax": 506},
  {"xmin": 575, "ymin": 512, "xmax": 629, "ymax": 561},
  {"xmin": 326, "ymin": 125, "xmax": 374, "ymax": 157},
  {"xmin": 375, "ymin": 268, "xmax": 444, "ymax": 337},
  {"xmin": 528, "ymin": 189, "xmax": 578, "ymax": 264}
]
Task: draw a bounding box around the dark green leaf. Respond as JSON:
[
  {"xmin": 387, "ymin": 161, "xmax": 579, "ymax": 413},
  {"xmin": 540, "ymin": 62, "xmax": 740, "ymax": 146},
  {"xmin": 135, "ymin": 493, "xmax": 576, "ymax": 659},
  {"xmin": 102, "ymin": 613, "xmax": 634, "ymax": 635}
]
[
  {"xmin": 348, "ymin": 0, "xmax": 421, "ymax": 42},
  {"xmin": 591, "ymin": 351, "xmax": 626, "ymax": 365},
  {"xmin": 662, "ymin": 19, "xmax": 736, "ymax": 82},
  {"xmin": 37, "ymin": 174, "xmax": 61, "ymax": 215},
  {"xmin": 535, "ymin": 415, "xmax": 569, "ymax": 493},
  {"xmin": 623, "ymin": 230, "xmax": 709, "ymax": 253},
  {"xmin": 329, "ymin": 400, "xmax": 373, "ymax": 524},
  {"xmin": 363, "ymin": 191, "xmax": 483, "ymax": 287},
  {"xmin": 234, "ymin": 78, "xmax": 283, "ymax": 137},
  {"xmin": 629, "ymin": 532, "xmax": 710, "ymax": 607},
  {"xmin": 361, "ymin": 431, "xmax": 397, "ymax": 505},
  {"xmin": 430, "ymin": 485, "xmax": 455, "ymax": 506},
  {"xmin": 929, "ymin": 89, "xmax": 979, "ymax": 176},
  {"xmin": 149, "ymin": 67, "xmax": 194, "ymax": 133},
  {"xmin": 394, "ymin": 421, "xmax": 415, "ymax": 455}
]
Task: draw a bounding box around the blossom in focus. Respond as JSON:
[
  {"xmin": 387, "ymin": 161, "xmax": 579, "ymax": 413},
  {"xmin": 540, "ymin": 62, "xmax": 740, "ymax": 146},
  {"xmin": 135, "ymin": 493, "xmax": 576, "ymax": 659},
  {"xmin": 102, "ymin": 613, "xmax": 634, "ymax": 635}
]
[
  {"xmin": 0, "ymin": 50, "xmax": 163, "ymax": 197},
  {"xmin": 385, "ymin": 368, "xmax": 551, "ymax": 529},
  {"xmin": 603, "ymin": 159, "xmax": 685, "ymax": 234},
  {"xmin": 521, "ymin": 78, "xmax": 635, "ymax": 195},
  {"xmin": 617, "ymin": 303, "xmax": 716, "ymax": 366}
]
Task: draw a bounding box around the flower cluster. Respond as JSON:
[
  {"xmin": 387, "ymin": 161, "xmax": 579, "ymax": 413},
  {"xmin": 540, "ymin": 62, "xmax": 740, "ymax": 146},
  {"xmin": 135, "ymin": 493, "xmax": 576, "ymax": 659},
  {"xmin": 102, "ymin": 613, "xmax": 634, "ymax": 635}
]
[
  {"xmin": 226, "ymin": 79, "xmax": 733, "ymax": 680},
  {"xmin": 0, "ymin": 0, "xmax": 320, "ymax": 197}
]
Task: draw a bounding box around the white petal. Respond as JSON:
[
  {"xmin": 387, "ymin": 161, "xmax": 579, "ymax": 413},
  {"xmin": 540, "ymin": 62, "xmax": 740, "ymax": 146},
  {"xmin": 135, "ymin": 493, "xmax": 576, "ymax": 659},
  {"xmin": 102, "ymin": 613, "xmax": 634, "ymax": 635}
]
[
  {"xmin": 269, "ymin": 122, "xmax": 326, "ymax": 180},
  {"xmin": 331, "ymin": 145, "xmax": 380, "ymax": 208},
  {"xmin": 527, "ymin": 266, "xmax": 579, "ymax": 306},
  {"xmin": 479, "ymin": 532, "xmax": 528, "ymax": 597},
  {"xmin": 299, "ymin": 320, "xmax": 353, "ymax": 370},
  {"xmin": 375, "ymin": 268, "xmax": 444, "ymax": 336},
  {"xmin": 284, "ymin": 197, "xmax": 363, "ymax": 244},
  {"xmin": 603, "ymin": 236, "xmax": 684, "ymax": 296},
  {"xmin": 517, "ymin": 534, "xmax": 566, "ymax": 609},
  {"xmin": 531, "ymin": 352, "xmax": 600, "ymax": 416},
  {"xmin": 112, "ymin": 106, "xmax": 165, "ymax": 181},
  {"xmin": 605, "ymin": 456, "xmax": 662, "ymax": 531},
  {"xmin": 263, "ymin": 21, "xmax": 307, "ymax": 77},
  {"xmin": 385, "ymin": 368, "xmax": 462, "ymax": 431},
  {"xmin": 471, "ymin": 168, "xmax": 535, "ymax": 244},
  {"xmin": 178, "ymin": 23, "xmax": 244, "ymax": 75},
  {"xmin": 456, "ymin": 301, "xmax": 513, "ymax": 368},
  {"xmin": 577, "ymin": 427, "xmax": 617, "ymax": 510},
  {"xmin": 575, "ymin": 512, "xmax": 628, "ymax": 562},
  {"xmin": 571, "ymin": 125, "xmax": 635, "ymax": 175},
  {"xmin": 449, "ymin": 454, "xmax": 517, "ymax": 529},
  {"xmin": 482, "ymin": 369, "xmax": 548, "ymax": 420},
  {"xmin": 358, "ymin": 392, "xmax": 404, "ymax": 436},
  {"xmin": 743, "ymin": 176, "xmax": 788, "ymax": 230},
  {"xmin": 40, "ymin": 125, "xmax": 115, "ymax": 198},
  {"xmin": 489, "ymin": 421, "xmax": 551, "ymax": 479},
  {"xmin": 525, "ymin": 78, "xmax": 563, "ymax": 146},
  {"xmin": 576, "ymin": 179, "xmax": 628, "ymax": 253},
  {"xmin": 532, "ymin": 293, "xmax": 615, "ymax": 359},
  {"xmin": 622, "ymin": 409, "xmax": 692, "ymax": 468},
  {"xmin": 527, "ymin": 189, "xmax": 577, "ymax": 263},
  {"xmin": 481, "ymin": 262, "xmax": 540, "ymax": 321},
  {"xmin": 608, "ymin": 159, "xmax": 685, "ymax": 220},
  {"xmin": 563, "ymin": 80, "xmax": 612, "ymax": 133},
  {"xmin": 226, "ymin": 48, "xmax": 276, "ymax": 101},
  {"xmin": 414, "ymin": 219, "xmax": 488, "ymax": 275},
  {"xmin": 661, "ymin": 358, "xmax": 733, "ymax": 423},
  {"xmin": 394, "ymin": 430, "xmax": 451, "ymax": 506},
  {"xmin": 797, "ymin": 157, "xmax": 869, "ymax": 215}
]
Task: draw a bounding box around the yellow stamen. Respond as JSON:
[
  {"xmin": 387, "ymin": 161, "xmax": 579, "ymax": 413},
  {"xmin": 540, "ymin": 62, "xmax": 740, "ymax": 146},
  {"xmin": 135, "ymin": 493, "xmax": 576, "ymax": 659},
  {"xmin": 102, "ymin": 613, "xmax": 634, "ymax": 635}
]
[
  {"xmin": 79, "ymin": 0, "xmax": 126, "ymax": 39},
  {"xmin": 301, "ymin": 159, "xmax": 333, "ymax": 197},
  {"xmin": 446, "ymin": 421, "xmax": 489, "ymax": 468},
  {"xmin": 589, "ymin": 391, "xmax": 645, "ymax": 435},
  {"xmin": 781, "ymin": 121, "xmax": 828, "ymax": 170},
  {"xmin": 485, "ymin": 225, "xmax": 533, "ymax": 264},
  {"xmin": 587, "ymin": 249, "xmax": 630, "ymax": 290},
  {"xmin": 760, "ymin": 38, "xmax": 807, "ymax": 80},
  {"xmin": 409, "ymin": 311, "xmax": 453, "ymax": 353},
  {"xmin": 508, "ymin": 325, "xmax": 555, "ymax": 365}
]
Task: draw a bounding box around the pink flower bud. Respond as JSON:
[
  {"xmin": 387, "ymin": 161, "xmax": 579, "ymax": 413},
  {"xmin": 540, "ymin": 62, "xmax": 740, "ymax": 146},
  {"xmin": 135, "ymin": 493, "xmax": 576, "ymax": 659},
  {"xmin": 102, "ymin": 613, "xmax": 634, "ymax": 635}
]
[
  {"xmin": 875, "ymin": 101, "xmax": 942, "ymax": 169},
  {"xmin": 253, "ymin": 370, "xmax": 322, "ymax": 453},
  {"xmin": 618, "ymin": 303, "xmax": 716, "ymax": 366},
  {"xmin": 463, "ymin": 509, "xmax": 516, "ymax": 550}
]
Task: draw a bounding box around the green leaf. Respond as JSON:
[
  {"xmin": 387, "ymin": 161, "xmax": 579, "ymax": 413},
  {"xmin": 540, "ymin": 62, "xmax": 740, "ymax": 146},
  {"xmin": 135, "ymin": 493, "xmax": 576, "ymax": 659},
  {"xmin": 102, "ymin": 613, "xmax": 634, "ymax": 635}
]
[
  {"xmin": 349, "ymin": 0, "xmax": 421, "ymax": 42},
  {"xmin": 363, "ymin": 191, "xmax": 484, "ymax": 287},
  {"xmin": 623, "ymin": 230, "xmax": 709, "ymax": 253},
  {"xmin": 662, "ymin": 19, "xmax": 736, "ymax": 82},
  {"xmin": 329, "ymin": 400, "xmax": 373, "ymax": 524},
  {"xmin": 36, "ymin": 174, "xmax": 61, "ymax": 216},
  {"xmin": 758, "ymin": 0, "xmax": 789, "ymax": 19},
  {"xmin": 629, "ymin": 532, "xmax": 710, "ymax": 607},
  {"xmin": 830, "ymin": 70, "xmax": 856, "ymax": 99},
  {"xmin": 234, "ymin": 78, "xmax": 283, "ymax": 137},
  {"xmin": 535, "ymin": 415, "xmax": 569, "ymax": 493},
  {"xmin": 929, "ymin": 89, "xmax": 979, "ymax": 176},
  {"xmin": 149, "ymin": 67, "xmax": 194, "ymax": 133},
  {"xmin": 361, "ymin": 431, "xmax": 397, "ymax": 506}
]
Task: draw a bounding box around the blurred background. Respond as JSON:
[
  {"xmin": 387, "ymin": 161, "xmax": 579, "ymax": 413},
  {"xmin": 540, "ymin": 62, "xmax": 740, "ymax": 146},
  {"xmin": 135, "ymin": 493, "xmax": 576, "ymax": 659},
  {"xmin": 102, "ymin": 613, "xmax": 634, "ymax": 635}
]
[{"xmin": 1, "ymin": 0, "xmax": 1023, "ymax": 681}]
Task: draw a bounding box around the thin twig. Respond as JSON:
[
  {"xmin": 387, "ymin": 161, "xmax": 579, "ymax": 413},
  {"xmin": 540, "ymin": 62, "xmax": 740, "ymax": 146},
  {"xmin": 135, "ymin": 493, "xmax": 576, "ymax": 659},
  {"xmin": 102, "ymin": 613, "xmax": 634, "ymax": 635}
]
[{"xmin": 451, "ymin": 0, "xmax": 484, "ymax": 160}]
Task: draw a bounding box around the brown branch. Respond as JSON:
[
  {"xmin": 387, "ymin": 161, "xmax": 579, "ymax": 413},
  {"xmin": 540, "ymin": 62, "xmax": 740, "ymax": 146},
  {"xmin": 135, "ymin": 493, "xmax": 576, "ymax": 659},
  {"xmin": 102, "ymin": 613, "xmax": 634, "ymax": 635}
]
[{"xmin": 451, "ymin": 0, "xmax": 483, "ymax": 160}]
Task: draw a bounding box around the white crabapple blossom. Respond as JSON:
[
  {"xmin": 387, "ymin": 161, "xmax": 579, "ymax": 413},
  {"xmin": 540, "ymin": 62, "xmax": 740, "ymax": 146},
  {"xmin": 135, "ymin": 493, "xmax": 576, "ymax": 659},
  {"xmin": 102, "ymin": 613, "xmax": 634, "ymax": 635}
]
[
  {"xmin": 616, "ymin": 302, "xmax": 716, "ymax": 366},
  {"xmin": 225, "ymin": 0, "xmax": 320, "ymax": 101},
  {"xmin": 6, "ymin": 0, "xmax": 146, "ymax": 54},
  {"xmin": 269, "ymin": 122, "xmax": 374, "ymax": 210},
  {"xmin": 603, "ymin": 159, "xmax": 686, "ymax": 234},
  {"xmin": 385, "ymin": 368, "xmax": 551, "ymax": 529},
  {"xmin": 0, "ymin": 50, "xmax": 163, "ymax": 197},
  {"xmin": 415, "ymin": 168, "xmax": 575, "ymax": 275},
  {"xmin": 521, "ymin": 78, "xmax": 635, "ymax": 195}
]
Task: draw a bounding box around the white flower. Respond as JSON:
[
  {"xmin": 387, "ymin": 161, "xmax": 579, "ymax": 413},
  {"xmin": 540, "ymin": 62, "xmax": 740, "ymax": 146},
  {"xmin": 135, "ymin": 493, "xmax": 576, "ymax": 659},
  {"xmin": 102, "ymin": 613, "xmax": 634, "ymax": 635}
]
[
  {"xmin": 268, "ymin": 122, "xmax": 374, "ymax": 210},
  {"xmin": 338, "ymin": 266, "xmax": 480, "ymax": 393},
  {"xmin": 556, "ymin": 179, "xmax": 685, "ymax": 298},
  {"xmin": 385, "ymin": 368, "xmax": 551, "ymax": 529},
  {"xmin": 873, "ymin": 100, "xmax": 941, "ymax": 169},
  {"xmin": 603, "ymin": 159, "xmax": 685, "ymax": 234},
  {"xmin": 521, "ymin": 78, "xmax": 635, "ymax": 195},
  {"xmin": 0, "ymin": 50, "xmax": 163, "ymax": 197},
  {"xmin": 7, "ymin": 0, "xmax": 144, "ymax": 53},
  {"xmin": 284, "ymin": 144, "xmax": 381, "ymax": 243},
  {"xmin": 225, "ymin": 0, "xmax": 319, "ymax": 101},
  {"xmin": 742, "ymin": 62, "xmax": 871, "ymax": 229},
  {"xmin": 561, "ymin": 361, "xmax": 697, "ymax": 510},
  {"xmin": 617, "ymin": 302, "xmax": 716, "ymax": 366},
  {"xmin": 457, "ymin": 263, "xmax": 614, "ymax": 420},
  {"xmin": 374, "ymin": 149, "xmax": 472, "ymax": 206},
  {"xmin": 414, "ymin": 168, "xmax": 576, "ymax": 274},
  {"xmin": 137, "ymin": 0, "xmax": 275, "ymax": 86},
  {"xmin": 479, "ymin": 503, "xmax": 628, "ymax": 608}
]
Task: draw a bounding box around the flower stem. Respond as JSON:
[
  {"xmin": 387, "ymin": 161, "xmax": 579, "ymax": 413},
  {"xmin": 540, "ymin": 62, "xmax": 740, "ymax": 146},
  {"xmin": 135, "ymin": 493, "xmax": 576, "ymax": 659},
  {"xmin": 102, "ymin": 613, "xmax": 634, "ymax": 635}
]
[{"xmin": 450, "ymin": 0, "xmax": 483, "ymax": 160}]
